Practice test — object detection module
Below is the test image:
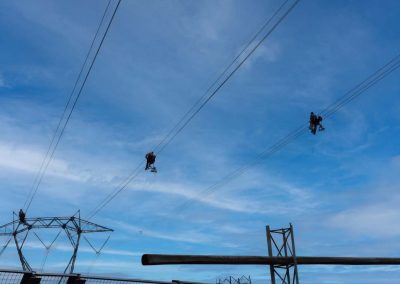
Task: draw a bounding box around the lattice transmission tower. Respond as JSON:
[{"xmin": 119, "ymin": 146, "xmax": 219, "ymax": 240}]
[{"xmin": 0, "ymin": 210, "xmax": 113, "ymax": 273}]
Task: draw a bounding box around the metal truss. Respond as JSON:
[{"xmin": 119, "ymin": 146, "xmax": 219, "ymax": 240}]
[
  {"xmin": 143, "ymin": 224, "xmax": 400, "ymax": 284},
  {"xmin": 266, "ymin": 224, "xmax": 299, "ymax": 284},
  {"xmin": 217, "ymin": 275, "xmax": 251, "ymax": 284},
  {"xmin": 0, "ymin": 210, "xmax": 113, "ymax": 273}
]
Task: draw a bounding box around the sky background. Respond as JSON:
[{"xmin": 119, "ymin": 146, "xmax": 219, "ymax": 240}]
[{"xmin": 0, "ymin": 0, "xmax": 399, "ymax": 283}]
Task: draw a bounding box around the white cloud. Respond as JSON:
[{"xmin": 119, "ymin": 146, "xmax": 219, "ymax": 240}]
[
  {"xmin": 328, "ymin": 197, "xmax": 400, "ymax": 238},
  {"xmin": 1, "ymin": 1, "xmax": 399, "ymax": 282},
  {"xmin": 0, "ymin": 142, "xmax": 97, "ymax": 183},
  {"xmin": 240, "ymin": 41, "xmax": 282, "ymax": 71},
  {"xmin": 217, "ymin": 224, "xmax": 249, "ymax": 235},
  {"xmin": 114, "ymin": 220, "xmax": 214, "ymax": 244},
  {"xmin": 126, "ymin": 177, "xmax": 315, "ymax": 215}
]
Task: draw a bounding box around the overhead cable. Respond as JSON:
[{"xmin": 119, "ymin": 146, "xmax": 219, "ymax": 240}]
[
  {"xmin": 153, "ymin": 0, "xmax": 291, "ymax": 154},
  {"xmin": 173, "ymin": 53, "xmax": 400, "ymax": 213},
  {"xmin": 155, "ymin": 0, "xmax": 300, "ymax": 155},
  {"xmin": 87, "ymin": 0, "xmax": 301, "ymax": 219},
  {"xmin": 23, "ymin": 0, "xmax": 122, "ymax": 213}
]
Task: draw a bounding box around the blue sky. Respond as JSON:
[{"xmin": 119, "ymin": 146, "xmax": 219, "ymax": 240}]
[{"xmin": 0, "ymin": 0, "xmax": 399, "ymax": 283}]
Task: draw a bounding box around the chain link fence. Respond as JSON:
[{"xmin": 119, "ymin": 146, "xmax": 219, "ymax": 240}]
[{"xmin": 0, "ymin": 269, "xmax": 205, "ymax": 284}]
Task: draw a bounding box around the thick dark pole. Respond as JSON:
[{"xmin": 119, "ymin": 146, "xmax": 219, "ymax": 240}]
[{"xmin": 142, "ymin": 254, "xmax": 400, "ymax": 266}]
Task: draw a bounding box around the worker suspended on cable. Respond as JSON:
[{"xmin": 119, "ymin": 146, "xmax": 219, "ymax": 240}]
[
  {"xmin": 18, "ymin": 209, "xmax": 26, "ymax": 224},
  {"xmin": 309, "ymin": 112, "xmax": 325, "ymax": 135},
  {"xmin": 145, "ymin": 151, "xmax": 157, "ymax": 173}
]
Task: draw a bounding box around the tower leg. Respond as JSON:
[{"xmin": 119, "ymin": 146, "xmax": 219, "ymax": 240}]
[
  {"xmin": 266, "ymin": 224, "xmax": 299, "ymax": 284},
  {"xmin": 14, "ymin": 230, "xmax": 32, "ymax": 271}
]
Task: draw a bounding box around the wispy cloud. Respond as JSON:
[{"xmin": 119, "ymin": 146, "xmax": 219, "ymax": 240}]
[
  {"xmin": 1, "ymin": 1, "xmax": 400, "ymax": 282},
  {"xmin": 0, "ymin": 142, "xmax": 85, "ymax": 182},
  {"xmin": 126, "ymin": 174, "xmax": 318, "ymax": 215},
  {"xmin": 328, "ymin": 196, "xmax": 400, "ymax": 238},
  {"xmin": 114, "ymin": 220, "xmax": 214, "ymax": 244}
]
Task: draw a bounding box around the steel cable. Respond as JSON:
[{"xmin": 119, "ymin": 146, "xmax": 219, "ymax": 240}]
[
  {"xmin": 24, "ymin": 0, "xmax": 122, "ymax": 213},
  {"xmin": 157, "ymin": 53, "xmax": 400, "ymax": 216},
  {"xmin": 87, "ymin": 0, "xmax": 301, "ymax": 219}
]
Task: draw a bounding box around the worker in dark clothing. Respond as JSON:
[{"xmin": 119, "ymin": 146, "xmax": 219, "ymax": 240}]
[
  {"xmin": 309, "ymin": 112, "xmax": 325, "ymax": 135},
  {"xmin": 145, "ymin": 151, "xmax": 157, "ymax": 172},
  {"xmin": 309, "ymin": 112, "xmax": 318, "ymax": 134},
  {"xmin": 19, "ymin": 209, "xmax": 26, "ymax": 224}
]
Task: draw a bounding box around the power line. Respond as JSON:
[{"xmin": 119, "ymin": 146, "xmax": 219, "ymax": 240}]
[
  {"xmin": 23, "ymin": 0, "xmax": 122, "ymax": 213},
  {"xmin": 129, "ymin": 57, "xmax": 400, "ymax": 234},
  {"xmin": 87, "ymin": 0, "xmax": 301, "ymax": 219},
  {"xmin": 156, "ymin": 0, "xmax": 300, "ymax": 155},
  {"xmin": 23, "ymin": 0, "xmax": 113, "ymax": 212},
  {"xmin": 87, "ymin": 161, "xmax": 144, "ymax": 219},
  {"xmin": 152, "ymin": 0, "xmax": 291, "ymax": 154},
  {"xmin": 321, "ymin": 54, "xmax": 400, "ymax": 118},
  {"xmin": 171, "ymin": 53, "xmax": 400, "ymax": 213}
]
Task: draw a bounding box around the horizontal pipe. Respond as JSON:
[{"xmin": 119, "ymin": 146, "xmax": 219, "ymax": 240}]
[{"xmin": 142, "ymin": 254, "xmax": 400, "ymax": 266}]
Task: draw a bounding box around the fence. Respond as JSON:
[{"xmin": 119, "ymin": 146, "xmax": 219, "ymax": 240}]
[{"xmin": 0, "ymin": 269, "xmax": 207, "ymax": 284}]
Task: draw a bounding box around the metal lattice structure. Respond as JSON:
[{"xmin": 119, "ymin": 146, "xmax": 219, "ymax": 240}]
[
  {"xmin": 266, "ymin": 224, "xmax": 299, "ymax": 284},
  {"xmin": 142, "ymin": 224, "xmax": 400, "ymax": 284},
  {"xmin": 0, "ymin": 211, "xmax": 113, "ymax": 274},
  {"xmin": 217, "ymin": 276, "xmax": 251, "ymax": 284}
]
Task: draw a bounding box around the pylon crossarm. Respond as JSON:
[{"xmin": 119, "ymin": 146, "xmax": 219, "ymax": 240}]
[
  {"xmin": 80, "ymin": 220, "xmax": 114, "ymax": 233},
  {"xmin": 0, "ymin": 217, "xmax": 113, "ymax": 233},
  {"xmin": 0, "ymin": 214, "xmax": 112, "ymax": 273}
]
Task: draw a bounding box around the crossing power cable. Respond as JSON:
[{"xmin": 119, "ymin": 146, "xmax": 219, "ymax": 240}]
[
  {"xmin": 87, "ymin": 162, "xmax": 144, "ymax": 219},
  {"xmin": 155, "ymin": 0, "xmax": 300, "ymax": 155},
  {"xmin": 152, "ymin": 0, "xmax": 291, "ymax": 154},
  {"xmin": 23, "ymin": 0, "xmax": 122, "ymax": 213},
  {"xmin": 136, "ymin": 55, "xmax": 400, "ymax": 235},
  {"xmin": 321, "ymin": 53, "xmax": 400, "ymax": 118},
  {"xmin": 22, "ymin": 0, "xmax": 113, "ymax": 213},
  {"xmin": 86, "ymin": 0, "xmax": 301, "ymax": 220},
  {"xmin": 172, "ymin": 53, "xmax": 400, "ymax": 213}
]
